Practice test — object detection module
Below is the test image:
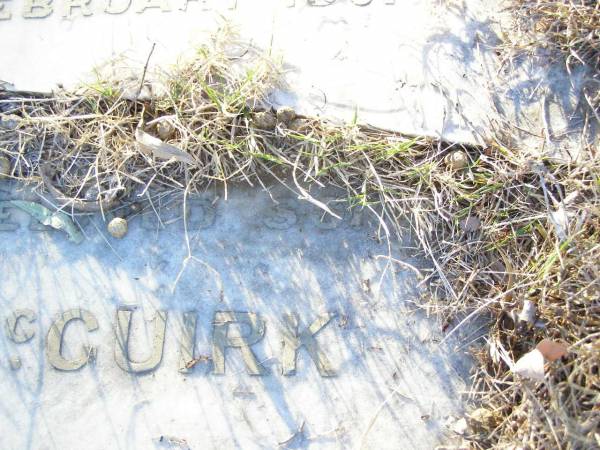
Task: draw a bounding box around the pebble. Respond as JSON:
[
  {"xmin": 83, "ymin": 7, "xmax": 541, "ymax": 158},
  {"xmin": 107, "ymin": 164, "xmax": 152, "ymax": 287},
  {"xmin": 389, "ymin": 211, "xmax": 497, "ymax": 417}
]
[{"xmin": 108, "ymin": 217, "xmax": 128, "ymax": 239}]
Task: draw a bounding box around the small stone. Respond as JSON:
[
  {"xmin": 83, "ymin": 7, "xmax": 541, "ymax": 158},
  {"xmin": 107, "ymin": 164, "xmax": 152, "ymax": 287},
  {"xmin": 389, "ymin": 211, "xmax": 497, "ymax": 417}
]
[
  {"xmin": 0, "ymin": 156, "xmax": 11, "ymax": 178},
  {"xmin": 253, "ymin": 111, "xmax": 277, "ymax": 130},
  {"xmin": 276, "ymin": 106, "xmax": 296, "ymax": 125},
  {"xmin": 156, "ymin": 121, "xmax": 175, "ymax": 141},
  {"xmin": 444, "ymin": 151, "xmax": 469, "ymax": 170},
  {"xmin": 108, "ymin": 217, "xmax": 128, "ymax": 239}
]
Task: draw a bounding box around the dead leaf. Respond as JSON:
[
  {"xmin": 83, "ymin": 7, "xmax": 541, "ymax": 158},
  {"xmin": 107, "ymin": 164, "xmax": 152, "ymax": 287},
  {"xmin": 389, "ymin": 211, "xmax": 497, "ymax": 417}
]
[
  {"xmin": 10, "ymin": 200, "xmax": 84, "ymax": 244},
  {"xmin": 549, "ymin": 204, "xmax": 570, "ymax": 241},
  {"xmin": 513, "ymin": 348, "xmax": 545, "ymax": 381},
  {"xmin": 536, "ymin": 339, "xmax": 568, "ymax": 362},
  {"xmin": 489, "ymin": 340, "xmax": 501, "ymax": 365},
  {"xmin": 449, "ymin": 417, "xmax": 468, "ymax": 435},
  {"xmin": 135, "ymin": 128, "xmax": 195, "ymax": 165},
  {"xmin": 518, "ymin": 300, "xmax": 536, "ymax": 325}
]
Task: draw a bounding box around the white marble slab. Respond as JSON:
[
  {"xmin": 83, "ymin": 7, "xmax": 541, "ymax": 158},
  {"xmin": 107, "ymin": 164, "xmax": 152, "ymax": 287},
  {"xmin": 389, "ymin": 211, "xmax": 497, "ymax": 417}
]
[
  {"xmin": 0, "ymin": 181, "xmax": 473, "ymax": 449},
  {"xmin": 0, "ymin": 0, "xmax": 505, "ymax": 144}
]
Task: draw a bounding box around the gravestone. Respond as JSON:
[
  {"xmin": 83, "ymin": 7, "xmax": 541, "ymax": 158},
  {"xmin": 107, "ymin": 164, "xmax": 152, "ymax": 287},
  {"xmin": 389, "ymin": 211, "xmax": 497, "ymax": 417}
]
[
  {"xmin": 0, "ymin": 0, "xmax": 503, "ymax": 145},
  {"xmin": 0, "ymin": 180, "xmax": 474, "ymax": 449},
  {"xmin": 2, "ymin": 0, "xmax": 588, "ymax": 157}
]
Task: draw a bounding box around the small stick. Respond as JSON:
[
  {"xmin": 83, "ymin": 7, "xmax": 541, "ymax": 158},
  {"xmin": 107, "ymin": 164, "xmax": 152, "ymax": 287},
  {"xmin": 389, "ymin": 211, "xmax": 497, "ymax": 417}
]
[{"xmin": 136, "ymin": 42, "xmax": 156, "ymax": 101}]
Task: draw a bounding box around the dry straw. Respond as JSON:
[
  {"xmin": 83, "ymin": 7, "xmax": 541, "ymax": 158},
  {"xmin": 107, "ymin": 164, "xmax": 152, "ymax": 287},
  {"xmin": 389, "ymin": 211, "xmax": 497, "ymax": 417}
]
[
  {"xmin": 0, "ymin": 29, "xmax": 598, "ymax": 449},
  {"xmin": 508, "ymin": 0, "xmax": 600, "ymax": 120}
]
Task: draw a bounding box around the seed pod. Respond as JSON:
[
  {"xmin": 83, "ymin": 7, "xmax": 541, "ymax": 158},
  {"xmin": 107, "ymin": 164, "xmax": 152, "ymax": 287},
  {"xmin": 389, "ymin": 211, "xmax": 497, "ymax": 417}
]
[
  {"xmin": 0, "ymin": 156, "xmax": 11, "ymax": 178},
  {"xmin": 253, "ymin": 111, "xmax": 277, "ymax": 130},
  {"xmin": 108, "ymin": 217, "xmax": 128, "ymax": 239},
  {"xmin": 444, "ymin": 151, "xmax": 468, "ymax": 170},
  {"xmin": 276, "ymin": 106, "xmax": 296, "ymax": 125}
]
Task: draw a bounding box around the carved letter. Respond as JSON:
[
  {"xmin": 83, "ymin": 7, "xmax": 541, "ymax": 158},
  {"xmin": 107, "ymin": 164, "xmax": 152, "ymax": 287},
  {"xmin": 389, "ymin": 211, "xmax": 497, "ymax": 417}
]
[
  {"xmin": 281, "ymin": 313, "xmax": 336, "ymax": 377},
  {"xmin": 105, "ymin": 0, "xmax": 131, "ymax": 13},
  {"xmin": 5, "ymin": 309, "xmax": 36, "ymax": 343},
  {"xmin": 135, "ymin": 0, "xmax": 171, "ymax": 13},
  {"xmin": 62, "ymin": 0, "xmax": 92, "ymax": 17},
  {"xmin": 0, "ymin": 0, "xmax": 11, "ymax": 20},
  {"xmin": 114, "ymin": 308, "xmax": 167, "ymax": 373},
  {"xmin": 22, "ymin": 0, "xmax": 52, "ymax": 18},
  {"xmin": 46, "ymin": 309, "xmax": 98, "ymax": 371},
  {"xmin": 178, "ymin": 311, "xmax": 197, "ymax": 373},
  {"xmin": 212, "ymin": 311, "xmax": 266, "ymax": 375}
]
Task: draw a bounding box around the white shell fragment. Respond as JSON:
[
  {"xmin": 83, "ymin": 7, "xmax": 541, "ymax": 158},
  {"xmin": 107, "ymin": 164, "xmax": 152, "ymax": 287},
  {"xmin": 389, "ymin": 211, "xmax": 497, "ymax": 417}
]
[{"xmin": 107, "ymin": 217, "xmax": 128, "ymax": 239}]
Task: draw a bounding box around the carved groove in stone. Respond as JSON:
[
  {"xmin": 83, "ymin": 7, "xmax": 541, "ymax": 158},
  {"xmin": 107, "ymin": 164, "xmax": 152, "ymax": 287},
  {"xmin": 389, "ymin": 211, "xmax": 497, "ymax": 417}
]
[
  {"xmin": 46, "ymin": 308, "xmax": 99, "ymax": 371},
  {"xmin": 179, "ymin": 311, "xmax": 197, "ymax": 373},
  {"xmin": 281, "ymin": 312, "xmax": 337, "ymax": 377},
  {"xmin": 114, "ymin": 308, "xmax": 167, "ymax": 373},
  {"xmin": 22, "ymin": 0, "xmax": 53, "ymax": 18},
  {"xmin": 6, "ymin": 309, "xmax": 37, "ymax": 343},
  {"xmin": 212, "ymin": 311, "xmax": 266, "ymax": 376}
]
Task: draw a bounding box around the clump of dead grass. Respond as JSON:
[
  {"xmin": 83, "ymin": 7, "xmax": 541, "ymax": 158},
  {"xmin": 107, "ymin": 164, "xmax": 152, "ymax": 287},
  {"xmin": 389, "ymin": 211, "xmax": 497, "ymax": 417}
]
[
  {"xmin": 508, "ymin": 0, "xmax": 600, "ymax": 117},
  {"xmin": 0, "ymin": 31, "xmax": 598, "ymax": 449},
  {"xmin": 512, "ymin": 1, "xmax": 600, "ymax": 69}
]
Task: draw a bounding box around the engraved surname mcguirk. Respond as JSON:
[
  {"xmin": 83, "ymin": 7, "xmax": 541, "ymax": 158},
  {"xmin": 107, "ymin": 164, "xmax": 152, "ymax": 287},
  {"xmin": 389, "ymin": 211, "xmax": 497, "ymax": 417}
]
[{"xmin": 6, "ymin": 308, "xmax": 339, "ymax": 377}]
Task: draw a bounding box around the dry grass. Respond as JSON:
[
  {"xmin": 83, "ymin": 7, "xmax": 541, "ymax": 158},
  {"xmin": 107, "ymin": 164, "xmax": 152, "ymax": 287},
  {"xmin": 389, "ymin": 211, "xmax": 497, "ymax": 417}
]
[
  {"xmin": 512, "ymin": 0, "xmax": 599, "ymax": 68},
  {"xmin": 1, "ymin": 32, "xmax": 598, "ymax": 449},
  {"xmin": 508, "ymin": 0, "xmax": 600, "ymax": 118}
]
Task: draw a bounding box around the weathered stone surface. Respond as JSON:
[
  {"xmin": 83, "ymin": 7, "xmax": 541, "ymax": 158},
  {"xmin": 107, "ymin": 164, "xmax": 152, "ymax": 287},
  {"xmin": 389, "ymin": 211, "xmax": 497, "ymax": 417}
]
[
  {"xmin": 0, "ymin": 0, "xmax": 500, "ymax": 145},
  {"xmin": 0, "ymin": 180, "xmax": 473, "ymax": 449},
  {"xmin": 2, "ymin": 0, "xmax": 590, "ymax": 155}
]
